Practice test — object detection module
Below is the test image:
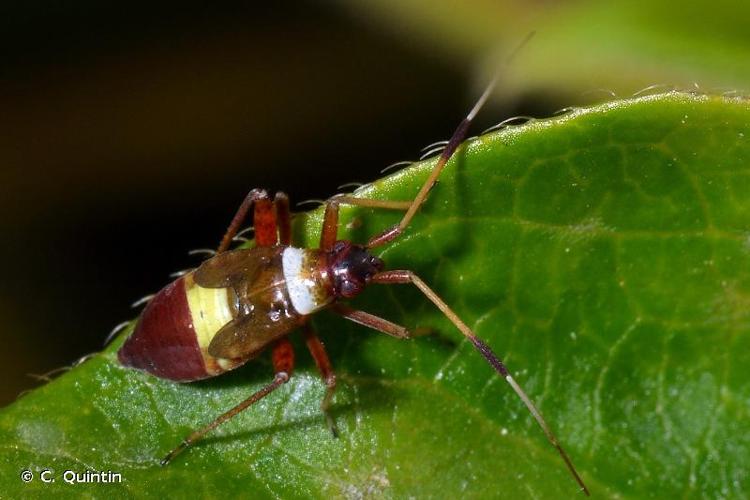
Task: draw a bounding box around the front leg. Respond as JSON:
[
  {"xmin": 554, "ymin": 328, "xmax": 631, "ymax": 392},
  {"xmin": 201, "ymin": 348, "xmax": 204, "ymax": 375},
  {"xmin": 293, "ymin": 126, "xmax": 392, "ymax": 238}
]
[
  {"xmin": 331, "ymin": 303, "xmax": 411, "ymax": 339},
  {"xmin": 319, "ymin": 195, "xmax": 410, "ymax": 251}
]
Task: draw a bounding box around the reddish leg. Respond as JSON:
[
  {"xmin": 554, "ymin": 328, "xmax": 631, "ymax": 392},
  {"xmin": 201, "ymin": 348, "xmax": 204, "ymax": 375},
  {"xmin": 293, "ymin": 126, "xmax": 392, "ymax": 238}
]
[
  {"xmin": 275, "ymin": 192, "xmax": 292, "ymax": 246},
  {"xmin": 217, "ymin": 189, "xmax": 270, "ymax": 253},
  {"xmin": 302, "ymin": 324, "xmax": 339, "ymax": 437},
  {"xmin": 331, "ymin": 303, "xmax": 410, "ymax": 339},
  {"xmin": 320, "ymin": 195, "xmax": 409, "ymax": 251},
  {"xmin": 168, "ymin": 195, "xmax": 292, "ymax": 466},
  {"xmin": 161, "ymin": 337, "xmax": 294, "ymax": 465},
  {"xmin": 320, "ymin": 198, "xmax": 340, "ymax": 251},
  {"xmin": 252, "ymin": 193, "xmax": 278, "ymax": 247},
  {"xmin": 217, "ymin": 189, "xmax": 290, "ymax": 252},
  {"xmin": 271, "ymin": 337, "xmax": 295, "ymax": 375}
]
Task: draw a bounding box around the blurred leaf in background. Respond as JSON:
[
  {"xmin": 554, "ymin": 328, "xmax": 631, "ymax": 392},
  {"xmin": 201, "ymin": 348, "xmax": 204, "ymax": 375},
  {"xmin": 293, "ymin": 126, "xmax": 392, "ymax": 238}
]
[{"xmin": 341, "ymin": 0, "xmax": 750, "ymax": 100}]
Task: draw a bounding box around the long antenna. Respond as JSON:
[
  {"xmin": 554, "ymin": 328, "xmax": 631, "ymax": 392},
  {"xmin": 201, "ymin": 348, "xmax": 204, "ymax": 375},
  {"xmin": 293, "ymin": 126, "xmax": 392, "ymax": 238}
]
[{"xmin": 367, "ymin": 31, "xmax": 536, "ymax": 248}]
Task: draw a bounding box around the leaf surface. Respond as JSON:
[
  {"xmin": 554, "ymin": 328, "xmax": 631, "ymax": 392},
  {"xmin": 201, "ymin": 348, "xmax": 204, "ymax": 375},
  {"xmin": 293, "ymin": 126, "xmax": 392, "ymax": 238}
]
[{"xmin": 2, "ymin": 93, "xmax": 749, "ymax": 499}]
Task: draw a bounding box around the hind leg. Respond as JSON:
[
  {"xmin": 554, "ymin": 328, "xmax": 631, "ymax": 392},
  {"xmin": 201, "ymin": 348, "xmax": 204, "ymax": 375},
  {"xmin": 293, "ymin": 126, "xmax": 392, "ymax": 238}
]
[
  {"xmin": 216, "ymin": 189, "xmax": 293, "ymax": 252},
  {"xmin": 161, "ymin": 337, "xmax": 295, "ymax": 465},
  {"xmin": 216, "ymin": 189, "xmax": 274, "ymax": 252},
  {"xmin": 302, "ymin": 323, "xmax": 339, "ymax": 437}
]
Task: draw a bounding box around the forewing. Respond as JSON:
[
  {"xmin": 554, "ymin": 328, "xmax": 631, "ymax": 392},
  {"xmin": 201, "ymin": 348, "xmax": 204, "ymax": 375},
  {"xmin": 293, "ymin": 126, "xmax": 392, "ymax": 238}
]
[
  {"xmin": 208, "ymin": 312, "xmax": 299, "ymax": 359},
  {"xmin": 194, "ymin": 249, "xmax": 263, "ymax": 288}
]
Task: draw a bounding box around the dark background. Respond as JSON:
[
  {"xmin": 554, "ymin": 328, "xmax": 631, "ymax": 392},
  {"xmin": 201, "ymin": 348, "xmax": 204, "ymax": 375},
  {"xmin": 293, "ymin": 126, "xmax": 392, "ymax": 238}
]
[
  {"xmin": 3, "ymin": 1, "xmax": 745, "ymax": 406},
  {"xmin": 0, "ymin": 2, "xmax": 550, "ymax": 405}
]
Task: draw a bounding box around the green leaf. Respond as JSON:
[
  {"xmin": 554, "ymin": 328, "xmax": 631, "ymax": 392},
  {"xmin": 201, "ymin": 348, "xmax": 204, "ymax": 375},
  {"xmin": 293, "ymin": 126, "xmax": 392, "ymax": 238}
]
[
  {"xmin": 2, "ymin": 93, "xmax": 748, "ymax": 498},
  {"xmin": 341, "ymin": 1, "xmax": 750, "ymax": 99}
]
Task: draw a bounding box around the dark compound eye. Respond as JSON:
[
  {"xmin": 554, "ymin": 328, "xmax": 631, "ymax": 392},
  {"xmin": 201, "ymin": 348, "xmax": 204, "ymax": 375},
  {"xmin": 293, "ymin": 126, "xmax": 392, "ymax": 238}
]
[{"xmin": 339, "ymin": 279, "xmax": 363, "ymax": 298}]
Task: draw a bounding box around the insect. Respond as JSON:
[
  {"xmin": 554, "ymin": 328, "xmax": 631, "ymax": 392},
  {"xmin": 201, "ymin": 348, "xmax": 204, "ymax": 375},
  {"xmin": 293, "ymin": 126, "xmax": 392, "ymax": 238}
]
[{"xmin": 116, "ymin": 32, "xmax": 590, "ymax": 495}]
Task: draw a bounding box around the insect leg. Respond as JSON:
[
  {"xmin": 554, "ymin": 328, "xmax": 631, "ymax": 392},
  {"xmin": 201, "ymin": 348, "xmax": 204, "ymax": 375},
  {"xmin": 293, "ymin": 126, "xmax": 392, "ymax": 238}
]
[
  {"xmin": 252, "ymin": 192, "xmax": 278, "ymax": 247},
  {"xmin": 319, "ymin": 194, "xmax": 409, "ymax": 251},
  {"xmin": 370, "ymin": 269, "xmax": 590, "ymax": 496},
  {"xmin": 271, "ymin": 337, "xmax": 295, "ymax": 374},
  {"xmin": 320, "ymin": 198, "xmax": 340, "ymax": 251},
  {"xmin": 217, "ymin": 188, "xmax": 271, "ymax": 253},
  {"xmin": 160, "ymin": 338, "xmax": 294, "ymax": 466},
  {"xmin": 331, "ymin": 303, "xmax": 411, "ymax": 339},
  {"xmin": 302, "ymin": 323, "xmax": 339, "ymax": 437},
  {"xmin": 274, "ymin": 192, "xmax": 292, "ymax": 245}
]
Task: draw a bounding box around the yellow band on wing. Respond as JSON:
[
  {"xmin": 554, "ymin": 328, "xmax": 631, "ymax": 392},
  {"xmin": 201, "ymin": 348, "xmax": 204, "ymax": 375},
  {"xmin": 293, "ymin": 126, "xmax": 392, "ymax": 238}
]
[{"xmin": 184, "ymin": 273, "xmax": 236, "ymax": 374}]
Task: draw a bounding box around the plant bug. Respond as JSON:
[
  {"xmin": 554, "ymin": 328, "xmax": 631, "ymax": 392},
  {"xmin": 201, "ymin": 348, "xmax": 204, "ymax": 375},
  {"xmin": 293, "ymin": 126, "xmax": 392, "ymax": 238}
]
[{"xmin": 117, "ymin": 32, "xmax": 590, "ymax": 495}]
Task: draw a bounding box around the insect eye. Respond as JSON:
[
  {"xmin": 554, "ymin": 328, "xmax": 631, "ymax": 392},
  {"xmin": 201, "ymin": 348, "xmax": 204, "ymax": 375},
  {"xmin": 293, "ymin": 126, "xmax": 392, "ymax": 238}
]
[{"xmin": 340, "ymin": 279, "xmax": 362, "ymax": 298}]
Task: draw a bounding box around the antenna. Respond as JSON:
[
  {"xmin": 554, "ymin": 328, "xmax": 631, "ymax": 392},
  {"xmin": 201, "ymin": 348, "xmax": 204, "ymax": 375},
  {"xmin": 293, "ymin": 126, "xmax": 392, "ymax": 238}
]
[
  {"xmin": 367, "ymin": 31, "xmax": 537, "ymax": 248},
  {"xmin": 371, "ymin": 270, "xmax": 590, "ymax": 495}
]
